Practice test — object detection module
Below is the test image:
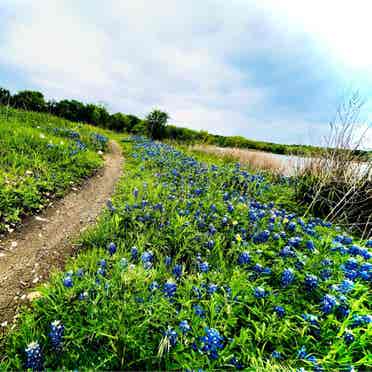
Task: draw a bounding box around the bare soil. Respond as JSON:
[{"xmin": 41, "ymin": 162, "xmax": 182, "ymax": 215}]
[{"xmin": 0, "ymin": 141, "xmax": 123, "ymax": 324}]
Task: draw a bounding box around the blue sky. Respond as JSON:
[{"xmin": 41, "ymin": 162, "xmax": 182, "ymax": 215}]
[{"xmin": 0, "ymin": 0, "xmax": 371, "ymax": 148}]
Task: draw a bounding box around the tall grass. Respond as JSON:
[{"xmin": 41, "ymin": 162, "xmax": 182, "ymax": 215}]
[
  {"xmin": 295, "ymin": 93, "xmax": 372, "ymax": 238},
  {"xmin": 192, "ymin": 144, "xmax": 286, "ymax": 174}
]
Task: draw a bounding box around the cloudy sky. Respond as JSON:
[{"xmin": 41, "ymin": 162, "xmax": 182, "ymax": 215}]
[{"xmin": 1, "ymin": 1, "xmax": 372, "ymax": 148}]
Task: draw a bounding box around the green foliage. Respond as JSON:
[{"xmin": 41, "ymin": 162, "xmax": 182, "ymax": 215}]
[
  {"xmin": 1, "ymin": 137, "xmax": 370, "ymax": 371},
  {"xmin": 0, "ymin": 88, "xmax": 11, "ymax": 105},
  {"xmin": 146, "ymin": 109, "xmax": 169, "ymax": 140},
  {"xmin": 11, "ymin": 90, "xmax": 47, "ymax": 112},
  {"xmin": 0, "ymin": 107, "xmax": 107, "ymax": 234}
]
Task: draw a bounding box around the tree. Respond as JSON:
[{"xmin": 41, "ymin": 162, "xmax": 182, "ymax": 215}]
[
  {"xmin": 145, "ymin": 109, "xmax": 169, "ymax": 140},
  {"xmin": 108, "ymin": 113, "xmax": 131, "ymax": 132},
  {"xmin": 11, "ymin": 90, "xmax": 46, "ymax": 112},
  {"xmin": 0, "ymin": 88, "xmax": 11, "ymax": 106}
]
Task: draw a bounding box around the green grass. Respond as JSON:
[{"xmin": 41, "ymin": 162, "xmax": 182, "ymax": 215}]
[
  {"xmin": 0, "ymin": 134, "xmax": 371, "ymax": 371},
  {"xmin": 0, "ymin": 107, "xmax": 109, "ymax": 234}
]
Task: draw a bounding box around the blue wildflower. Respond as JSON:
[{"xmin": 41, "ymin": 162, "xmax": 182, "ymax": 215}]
[
  {"xmin": 281, "ymin": 268, "xmax": 295, "ymax": 287},
  {"xmin": 172, "ymin": 264, "xmax": 183, "ymax": 279},
  {"xmin": 49, "ymin": 320, "xmax": 64, "ymax": 350},
  {"xmin": 108, "ymin": 242, "xmax": 117, "ymax": 256},
  {"xmin": 304, "ymin": 274, "xmax": 318, "ymax": 291},
  {"xmin": 149, "ymin": 281, "xmax": 159, "ymax": 292},
  {"xmin": 254, "ymin": 287, "xmax": 267, "ymax": 298},
  {"xmin": 343, "ymin": 331, "xmax": 354, "ymax": 344},
  {"xmin": 63, "ymin": 276, "xmax": 73, "ymax": 288},
  {"xmin": 274, "ymin": 306, "xmax": 286, "ymax": 318},
  {"xmin": 298, "ymin": 345, "xmax": 307, "ymax": 359},
  {"xmin": 199, "ymin": 261, "xmax": 209, "ymax": 273},
  {"xmin": 163, "ymin": 281, "xmax": 177, "ymax": 298},
  {"xmin": 131, "ymin": 246, "xmax": 138, "ymax": 261},
  {"xmin": 164, "ymin": 328, "xmax": 178, "ymax": 347},
  {"xmin": 208, "ymin": 283, "xmax": 218, "ymax": 295},
  {"xmin": 193, "ymin": 304, "xmax": 205, "ymax": 318},
  {"xmin": 201, "ymin": 327, "xmax": 224, "ymax": 360},
  {"xmin": 238, "ymin": 251, "xmax": 251, "ymax": 265},
  {"xmin": 179, "ymin": 320, "xmax": 191, "ymax": 334},
  {"xmin": 25, "ymin": 341, "xmax": 43, "ymax": 370},
  {"xmin": 271, "ymin": 350, "xmax": 281, "ymax": 359},
  {"xmin": 321, "ymin": 294, "xmax": 337, "ymax": 314},
  {"xmin": 164, "ymin": 256, "xmax": 172, "ymax": 266}
]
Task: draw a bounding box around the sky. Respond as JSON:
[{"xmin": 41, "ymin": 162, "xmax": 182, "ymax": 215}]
[{"xmin": 0, "ymin": 0, "xmax": 372, "ymax": 148}]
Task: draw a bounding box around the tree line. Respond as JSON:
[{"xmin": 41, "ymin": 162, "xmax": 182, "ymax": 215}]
[{"xmin": 0, "ymin": 86, "xmax": 369, "ymax": 158}]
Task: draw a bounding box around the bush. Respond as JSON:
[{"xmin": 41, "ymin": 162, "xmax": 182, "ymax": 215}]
[{"xmin": 11, "ymin": 90, "xmax": 47, "ymax": 112}]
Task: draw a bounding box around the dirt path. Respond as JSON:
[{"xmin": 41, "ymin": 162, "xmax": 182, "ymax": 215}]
[{"xmin": 0, "ymin": 141, "xmax": 123, "ymax": 324}]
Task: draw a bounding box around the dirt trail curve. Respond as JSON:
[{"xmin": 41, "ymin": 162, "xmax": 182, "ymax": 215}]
[{"xmin": 0, "ymin": 141, "xmax": 123, "ymax": 324}]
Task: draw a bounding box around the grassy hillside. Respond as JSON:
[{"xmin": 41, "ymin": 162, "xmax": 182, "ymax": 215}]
[
  {"xmin": 0, "ymin": 107, "xmax": 108, "ymax": 234},
  {"xmin": 1, "ymin": 136, "xmax": 370, "ymax": 371}
]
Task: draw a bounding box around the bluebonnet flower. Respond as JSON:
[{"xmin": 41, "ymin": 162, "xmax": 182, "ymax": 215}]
[
  {"xmin": 108, "ymin": 242, "xmax": 117, "ymax": 256},
  {"xmin": 254, "ymin": 287, "xmax": 267, "ymax": 298},
  {"xmin": 172, "ymin": 264, "xmax": 183, "ymax": 279},
  {"xmin": 192, "ymin": 286, "xmax": 202, "ymax": 299},
  {"xmin": 344, "ymin": 258, "xmax": 359, "ymax": 270},
  {"xmin": 274, "ymin": 306, "xmax": 285, "ymax": 318},
  {"xmin": 287, "ymin": 221, "xmax": 296, "ymax": 232},
  {"xmin": 97, "ymin": 267, "xmax": 106, "ymax": 277},
  {"xmin": 164, "ymin": 328, "xmax": 178, "ymax": 347},
  {"xmin": 76, "ymin": 268, "xmax": 84, "ymax": 278},
  {"xmin": 63, "ymin": 276, "xmax": 73, "ymax": 288},
  {"xmin": 304, "ymin": 274, "xmax": 318, "ymax": 291},
  {"xmin": 343, "ymin": 331, "xmax": 354, "ymax": 344},
  {"xmin": 141, "ymin": 250, "xmax": 154, "ymax": 264},
  {"xmin": 272, "ymin": 233, "xmax": 280, "ymax": 241},
  {"xmin": 342, "ymin": 236, "xmax": 353, "ymax": 245},
  {"xmin": 149, "ymin": 281, "xmax": 159, "ymax": 292},
  {"xmin": 78, "ymin": 291, "xmax": 88, "ymax": 301},
  {"xmin": 337, "ymin": 305, "xmax": 350, "ymax": 319},
  {"xmin": 321, "ymin": 294, "xmax": 337, "ymax": 314},
  {"xmin": 281, "ymin": 268, "xmax": 295, "ymax": 287},
  {"xmin": 351, "ymin": 314, "xmax": 372, "ymax": 328},
  {"xmin": 271, "ymin": 350, "xmax": 281, "ymax": 359},
  {"xmin": 199, "ymin": 261, "xmax": 209, "ymax": 273},
  {"xmin": 320, "ymin": 268, "xmax": 332, "ymax": 280},
  {"xmin": 279, "ymin": 246, "xmax": 295, "ymax": 258},
  {"xmin": 221, "ymin": 216, "xmax": 228, "ymax": 225},
  {"xmin": 238, "ymin": 251, "xmax": 251, "ymax": 265},
  {"xmin": 133, "ymin": 187, "xmax": 139, "ymax": 199},
  {"xmin": 201, "ymin": 327, "xmax": 224, "ymax": 360},
  {"xmin": 337, "ymin": 279, "xmax": 354, "ymax": 294},
  {"xmin": 229, "ymin": 356, "xmax": 243, "ymax": 369},
  {"xmin": 207, "ymin": 240, "xmax": 215, "ymax": 249},
  {"xmin": 99, "ymin": 259, "xmax": 107, "ymax": 268},
  {"xmin": 164, "ymin": 256, "xmax": 172, "ymax": 266},
  {"xmin": 25, "ymin": 341, "xmax": 43, "ymax": 370},
  {"xmin": 179, "ymin": 320, "xmax": 191, "ymax": 334},
  {"xmin": 298, "ymin": 345, "xmax": 307, "ymax": 359},
  {"xmin": 163, "ymin": 281, "xmax": 177, "ymax": 298},
  {"xmin": 131, "ymin": 246, "xmax": 138, "ymax": 261},
  {"xmin": 306, "ymin": 240, "xmax": 315, "ymax": 251},
  {"xmin": 250, "ymin": 264, "xmax": 262, "ymax": 274},
  {"xmin": 193, "ymin": 304, "xmax": 205, "ymax": 318},
  {"xmin": 49, "ymin": 320, "xmax": 64, "ymax": 350},
  {"xmin": 366, "ymin": 240, "xmax": 372, "ymax": 248},
  {"xmin": 321, "ymin": 259, "xmax": 332, "ymax": 266},
  {"xmin": 208, "ymin": 283, "xmax": 218, "ymax": 295}
]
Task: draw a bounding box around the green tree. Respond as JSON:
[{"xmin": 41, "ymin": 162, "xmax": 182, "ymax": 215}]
[
  {"xmin": 11, "ymin": 90, "xmax": 46, "ymax": 112},
  {"xmin": 145, "ymin": 109, "xmax": 169, "ymax": 140},
  {"xmin": 0, "ymin": 88, "xmax": 11, "ymax": 106}
]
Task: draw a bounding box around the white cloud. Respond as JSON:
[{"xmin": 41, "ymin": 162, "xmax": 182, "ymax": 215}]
[{"xmin": 0, "ymin": 0, "xmax": 370, "ymax": 148}]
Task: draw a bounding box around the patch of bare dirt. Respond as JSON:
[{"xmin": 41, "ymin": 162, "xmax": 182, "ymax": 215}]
[{"xmin": 0, "ymin": 141, "xmax": 123, "ymax": 324}]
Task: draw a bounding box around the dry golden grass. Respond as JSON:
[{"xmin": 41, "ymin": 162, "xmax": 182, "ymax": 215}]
[{"xmin": 192, "ymin": 144, "xmax": 287, "ymax": 174}]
